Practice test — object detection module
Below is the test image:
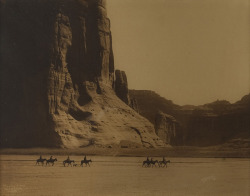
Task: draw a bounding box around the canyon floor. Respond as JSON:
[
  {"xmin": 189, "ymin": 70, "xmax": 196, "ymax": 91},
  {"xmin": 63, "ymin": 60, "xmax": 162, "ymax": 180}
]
[{"xmin": 0, "ymin": 155, "xmax": 249, "ymax": 196}]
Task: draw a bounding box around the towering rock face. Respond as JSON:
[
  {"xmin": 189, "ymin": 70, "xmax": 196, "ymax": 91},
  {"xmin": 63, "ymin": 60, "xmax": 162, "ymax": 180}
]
[{"xmin": 0, "ymin": 0, "xmax": 165, "ymax": 148}]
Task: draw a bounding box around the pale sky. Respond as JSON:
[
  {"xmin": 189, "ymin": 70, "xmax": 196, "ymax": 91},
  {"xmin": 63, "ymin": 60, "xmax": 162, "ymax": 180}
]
[{"xmin": 107, "ymin": 0, "xmax": 249, "ymax": 105}]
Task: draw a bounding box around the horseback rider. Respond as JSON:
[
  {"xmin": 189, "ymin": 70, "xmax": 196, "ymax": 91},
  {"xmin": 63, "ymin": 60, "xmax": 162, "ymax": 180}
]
[
  {"xmin": 146, "ymin": 157, "xmax": 149, "ymax": 162},
  {"xmin": 39, "ymin": 155, "xmax": 42, "ymax": 160},
  {"xmin": 84, "ymin": 155, "xmax": 87, "ymax": 161},
  {"xmin": 66, "ymin": 156, "xmax": 70, "ymax": 161},
  {"xmin": 163, "ymin": 157, "xmax": 166, "ymax": 162},
  {"xmin": 50, "ymin": 156, "xmax": 53, "ymax": 160}
]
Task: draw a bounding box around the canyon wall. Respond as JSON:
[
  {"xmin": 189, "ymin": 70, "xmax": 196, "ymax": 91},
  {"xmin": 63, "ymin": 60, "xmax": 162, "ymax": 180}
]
[
  {"xmin": 129, "ymin": 90, "xmax": 250, "ymax": 146},
  {"xmin": 0, "ymin": 0, "xmax": 165, "ymax": 148},
  {"xmin": 155, "ymin": 112, "xmax": 181, "ymax": 145},
  {"xmin": 114, "ymin": 70, "xmax": 130, "ymax": 105}
]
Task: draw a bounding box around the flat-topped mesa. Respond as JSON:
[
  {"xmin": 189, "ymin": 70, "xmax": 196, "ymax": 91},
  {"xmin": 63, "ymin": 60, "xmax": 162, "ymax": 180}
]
[{"xmin": 1, "ymin": 0, "xmax": 165, "ymax": 148}]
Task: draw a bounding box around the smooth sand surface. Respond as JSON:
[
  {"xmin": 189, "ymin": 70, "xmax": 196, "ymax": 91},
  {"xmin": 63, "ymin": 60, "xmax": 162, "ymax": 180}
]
[{"xmin": 0, "ymin": 155, "xmax": 249, "ymax": 196}]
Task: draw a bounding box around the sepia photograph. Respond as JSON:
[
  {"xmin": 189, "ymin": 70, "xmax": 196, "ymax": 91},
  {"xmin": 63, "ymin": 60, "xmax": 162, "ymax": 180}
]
[{"xmin": 0, "ymin": 0, "xmax": 249, "ymax": 195}]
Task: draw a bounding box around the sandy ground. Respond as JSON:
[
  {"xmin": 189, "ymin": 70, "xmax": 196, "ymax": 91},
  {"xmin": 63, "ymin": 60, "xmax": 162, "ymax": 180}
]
[{"xmin": 0, "ymin": 155, "xmax": 249, "ymax": 196}]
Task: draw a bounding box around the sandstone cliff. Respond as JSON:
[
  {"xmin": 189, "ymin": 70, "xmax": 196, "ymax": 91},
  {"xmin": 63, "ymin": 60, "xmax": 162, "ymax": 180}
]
[
  {"xmin": 155, "ymin": 112, "xmax": 181, "ymax": 145},
  {"xmin": 114, "ymin": 70, "xmax": 130, "ymax": 105},
  {"xmin": 129, "ymin": 90, "xmax": 179, "ymax": 123},
  {"xmin": 0, "ymin": 0, "xmax": 165, "ymax": 148},
  {"xmin": 180, "ymin": 96, "xmax": 250, "ymax": 146},
  {"xmin": 129, "ymin": 90, "xmax": 250, "ymax": 147},
  {"xmin": 115, "ymin": 70, "xmax": 139, "ymax": 112}
]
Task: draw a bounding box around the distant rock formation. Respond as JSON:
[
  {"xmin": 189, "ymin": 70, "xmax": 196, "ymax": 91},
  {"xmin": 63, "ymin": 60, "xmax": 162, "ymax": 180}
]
[
  {"xmin": 0, "ymin": 0, "xmax": 165, "ymax": 148},
  {"xmin": 155, "ymin": 112, "xmax": 179, "ymax": 145},
  {"xmin": 129, "ymin": 90, "xmax": 179, "ymax": 123},
  {"xmin": 180, "ymin": 96, "xmax": 250, "ymax": 146},
  {"xmin": 129, "ymin": 90, "xmax": 183, "ymax": 145},
  {"xmin": 129, "ymin": 90, "xmax": 250, "ymax": 146}
]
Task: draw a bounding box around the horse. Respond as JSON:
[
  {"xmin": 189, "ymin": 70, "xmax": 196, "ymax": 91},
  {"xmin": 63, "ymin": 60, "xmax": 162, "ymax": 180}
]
[
  {"xmin": 80, "ymin": 159, "xmax": 92, "ymax": 167},
  {"xmin": 142, "ymin": 160, "xmax": 151, "ymax": 167},
  {"xmin": 150, "ymin": 160, "xmax": 159, "ymax": 167},
  {"xmin": 46, "ymin": 158, "xmax": 57, "ymax": 166},
  {"xmin": 36, "ymin": 158, "xmax": 47, "ymax": 166},
  {"xmin": 159, "ymin": 160, "xmax": 170, "ymax": 167},
  {"xmin": 63, "ymin": 159, "xmax": 75, "ymax": 167}
]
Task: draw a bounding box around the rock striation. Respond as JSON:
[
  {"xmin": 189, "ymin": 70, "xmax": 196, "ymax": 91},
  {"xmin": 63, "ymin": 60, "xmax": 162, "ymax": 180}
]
[
  {"xmin": 180, "ymin": 97, "xmax": 250, "ymax": 146},
  {"xmin": 155, "ymin": 112, "xmax": 179, "ymax": 145},
  {"xmin": 129, "ymin": 90, "xmax": 250, "ymax": 146},
  {"xmin": 0, "ymin": 0, "xmax": 165, "ymax": 148},
  {"xmin": 114, "ymin": 70, "xmax": 130, "ymax": 105},
  {"xmin": 129, "ymin": 90, "xmax": 179, "ymax": 123}
]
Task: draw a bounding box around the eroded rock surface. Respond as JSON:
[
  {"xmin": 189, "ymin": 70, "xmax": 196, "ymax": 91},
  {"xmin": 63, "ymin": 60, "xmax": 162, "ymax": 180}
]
[
  {"xmin": 114, "ymin": 70, "xmax": 130, "ymax": 105},
  {"xmin": 155, "ymin": 112, "xmax": 179, "ymax": 145},
  {"xmin": 129, "ymin": 90, "xmax": 250, "ymax": 146},
  {"xmin": 0, "ymin": 0, "xmax": 164, "ymax": 148}
]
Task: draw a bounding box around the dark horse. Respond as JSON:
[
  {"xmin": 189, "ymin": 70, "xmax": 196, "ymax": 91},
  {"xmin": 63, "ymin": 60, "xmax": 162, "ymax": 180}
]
[
  {"xmin": 142, "ymin": 160, "xmax": 151, "ymax": 167},
  {"xmin": 46, "ymin": 158, "xmax": 57, "ymax": 166},
  {"xmin": 80, "ymin": 159, "xmax": 92, "ymax": 167},
  {"xmin": 63, "ymin": 159, "xmax": 75, "ymax": 167},
  {"xmin": 159, "ymin": 160, "xmax": 170, "ymax": 167},
  {"xmin": 150, "ymin": 160, "xmax": 159, "ymax": 167},
  {"xmin": 36, "ymin": 158, "xmax": 47, "ymax": 166}
]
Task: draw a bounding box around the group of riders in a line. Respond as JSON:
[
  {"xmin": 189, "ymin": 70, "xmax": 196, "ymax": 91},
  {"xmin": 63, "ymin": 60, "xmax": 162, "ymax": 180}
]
[
  {"xmin": 36, "ymin": 155, "xmax": 92, "ymax": 167},
  {"xmin": 36, "ymin": 155, "xmax": 170, "ymax": 167},
  {"xmin": 142, "ymin": 157, "xmax": 170, "ymax": 167}
]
